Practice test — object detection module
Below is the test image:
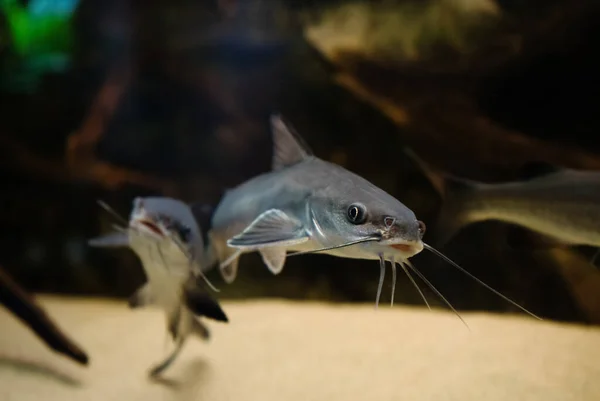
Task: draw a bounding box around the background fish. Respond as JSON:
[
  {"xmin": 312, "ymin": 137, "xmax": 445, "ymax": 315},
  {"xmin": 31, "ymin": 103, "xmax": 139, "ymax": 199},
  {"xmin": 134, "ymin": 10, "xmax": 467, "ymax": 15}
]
[
  {"xmin": 303, "ymin": 0, "xmax": 500, "ymax": 64},
  {"xmin": 89, "ymin": 197, "xmax": 228, "ymax": 378},
  {"xmin": 406, "ymin": 149, "xmax": 600, "ymax": 264}
]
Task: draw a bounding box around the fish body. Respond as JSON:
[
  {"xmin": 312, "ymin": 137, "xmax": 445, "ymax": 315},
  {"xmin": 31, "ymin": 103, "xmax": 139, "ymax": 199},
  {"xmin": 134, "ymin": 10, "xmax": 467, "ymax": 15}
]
[
  {"xmin": 89, "ymin": 197, "xmax": 228, "ymax": 377},
  {"xmin": 206, "ymin": 117, "xmax": 543, "ymax": 321},
  {"xmin": 208, "ymin": 115, "xmax": 425, "ymax": 285},
  {"xmin": 408, "ymin": 150, "xmax": 600, "ymax": 250},
  {"xmin": 452, "ymin": 174, "xmax": 600, "ymax": 246}
]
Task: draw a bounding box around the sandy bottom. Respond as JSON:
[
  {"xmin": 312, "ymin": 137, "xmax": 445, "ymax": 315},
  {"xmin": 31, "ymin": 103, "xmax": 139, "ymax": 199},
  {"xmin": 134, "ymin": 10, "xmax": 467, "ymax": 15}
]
[{"xmin": 1, "ymin": 295, "xmax": 600, "ymax": 401}]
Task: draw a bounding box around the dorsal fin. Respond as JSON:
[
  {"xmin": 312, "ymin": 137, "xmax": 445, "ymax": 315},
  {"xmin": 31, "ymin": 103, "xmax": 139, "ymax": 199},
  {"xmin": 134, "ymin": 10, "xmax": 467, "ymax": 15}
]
[
  {"xmin": 270, "ymin": 114, "xmax": 312, "ymax": 171},
  {"xmin": 403, "ymin": 147, "xmax": 478, "ymax": 197},
  {"xmin": 403, "ymin": 147, "xmax": 446, "ymax": 196},
  {"xmin": 517, "ymin": 161, "xmax": 563, "ymax": 181}
]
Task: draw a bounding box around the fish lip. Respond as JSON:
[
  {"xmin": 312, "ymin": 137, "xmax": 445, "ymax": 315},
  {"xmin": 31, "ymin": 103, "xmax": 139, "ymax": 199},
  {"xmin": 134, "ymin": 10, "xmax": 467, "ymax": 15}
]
[
  {"xmin": 130, "ymin": 219, "xmax": 166, "ymax": 238},
  {"xmin": 379, "ymin": 238, "xmax": 423, "ymax": 257}
]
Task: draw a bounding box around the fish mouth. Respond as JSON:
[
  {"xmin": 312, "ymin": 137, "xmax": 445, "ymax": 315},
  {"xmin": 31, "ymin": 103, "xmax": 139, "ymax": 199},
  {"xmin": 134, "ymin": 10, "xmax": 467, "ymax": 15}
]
[
  {"xmin": 132, "ymin": 219, "xmax": 166, "ymax": 238},
  {"xmin": 390, "ymin": 243, "xmax": 414, "ymax": 252},
  {"xmin": 381, "ymin": 239, "xmax": 423, "ymax": 257}
]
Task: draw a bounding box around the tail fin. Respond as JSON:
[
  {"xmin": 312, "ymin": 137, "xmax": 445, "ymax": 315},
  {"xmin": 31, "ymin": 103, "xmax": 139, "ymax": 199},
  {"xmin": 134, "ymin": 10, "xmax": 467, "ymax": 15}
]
[
  {"xmin": 403, "ymin": 148, "xmax": 481, "ymax": 248},
  {"xmin": 149, "ymin": 336, "xmax": 185, "ymax": 378},
  {"xmin": 154, "ymin": 289, "xmax": 224, "ymax": 378}
]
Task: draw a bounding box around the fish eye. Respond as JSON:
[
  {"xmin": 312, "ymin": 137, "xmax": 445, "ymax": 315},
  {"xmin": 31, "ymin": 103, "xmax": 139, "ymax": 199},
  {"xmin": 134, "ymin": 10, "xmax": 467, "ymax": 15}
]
[
  {"xmin": 176, "ymin": 225, "xmax": 192, "ymax": 243},
  {"xmin": 347, "ymin": 203, "xmax": 367, "ymax": 224},
  {"xmin": 417, "ymin": 220, "xmax": 426, "ymax": 237}
]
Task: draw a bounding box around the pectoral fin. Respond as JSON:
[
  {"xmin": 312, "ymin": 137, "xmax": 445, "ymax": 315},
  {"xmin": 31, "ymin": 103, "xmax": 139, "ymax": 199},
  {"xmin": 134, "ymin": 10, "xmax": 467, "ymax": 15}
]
[
  {"xmin": 227, "ymin": 209, "xmax": 309, "ymax": 249},
  {"xmin": 192, "ymin": 318, "xmax": 210, "ymax": 340},
  {"xmin": 183, "ymin": 284, "xmax": 229, "ymax": 322},
  {"xmin": 88, "ymin": 232, "xmax": 129, "ymax": 248},
  {"xmin": 259, "ymin": 247, "xmax": 287, "ymax": 275},
  {"xmin": 219, "ymin": 250, "xmax": 241, "ymax": 284},
  {"xmin": 128, "ymin": 283, "xmax": 153, "ymax": 308}
]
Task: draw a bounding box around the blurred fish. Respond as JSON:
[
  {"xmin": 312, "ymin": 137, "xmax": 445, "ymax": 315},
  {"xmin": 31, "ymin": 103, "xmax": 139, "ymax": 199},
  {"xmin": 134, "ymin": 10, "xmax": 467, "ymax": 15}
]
[
  {"xmin": 302, "ymin": 0, "xmax": 500, "ymax": 64},
  {"xmin": 0, "ymin": 266, "xmax": 89, "ymax": 366},
  {"xmin": 406, "ymin": 149, "xmax": 600, "ymax": 266},
  {"xmin": 207, "ymin": 115, "xmax": 540, "ymax": 322},
  {"xmin": 89, "ymin": 197, "xmax": 228, "ymax": 378}
]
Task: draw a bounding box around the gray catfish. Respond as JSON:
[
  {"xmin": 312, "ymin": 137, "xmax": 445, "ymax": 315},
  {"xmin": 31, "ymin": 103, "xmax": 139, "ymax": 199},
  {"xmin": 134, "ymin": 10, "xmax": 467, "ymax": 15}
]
[
  {"xmin": 89, "ymin": 197, "xmax": 228, "ymax": 378},
  {"xmin": 407, "ymin": 149, "xmax": 600, "ymax": 261},
  {"xmin": 207, "ymin": 115, "xmax": 541, "ymax": 320}
]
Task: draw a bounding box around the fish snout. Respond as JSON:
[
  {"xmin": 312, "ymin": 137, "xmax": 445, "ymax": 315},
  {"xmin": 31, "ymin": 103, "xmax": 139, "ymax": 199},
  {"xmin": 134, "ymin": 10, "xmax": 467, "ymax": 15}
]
[
  {"xmin": 382, "ymin": 218, "xmax": 425, "ymax": 257},
  {"xmin": 384, "ymin": 217, "xmax": 424, "ymax": 241}
]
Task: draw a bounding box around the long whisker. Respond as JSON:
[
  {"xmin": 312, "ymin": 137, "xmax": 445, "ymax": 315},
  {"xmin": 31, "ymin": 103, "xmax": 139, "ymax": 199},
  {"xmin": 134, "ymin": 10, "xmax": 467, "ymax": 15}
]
[
  {"xmin": 389, "ymin": 257, "xmax": 397, "ymax": 307},
  {"xmin": 97, "ymin": 200, "xmax": 129, "ymax": 226},
  {"xmin": 287, "ymin": 236, "xmax": 381, "ymax": 257},
  {"xmin": 423, "ymin": 243, "xmax": 542, "ymax": 320},
  {"xmin": 375, "ymin": 253, "xmax": 386, "ymax": 309},
  {"xmin": 397, "ymin": 260, "xmax": 431, "ymax": 311},
  {"xmin": 170, "ymin": 234, "xmax": 220, "ymax": 293},
  {"xmin": 405, "ymin": 260, "xmax": 469, "ymax": 330},
  {"xmin": 155, "ymin": 243, "xmax": 172, "ymax": 277},
  {"xmin": 194, "ymin": 262, "xmax": 221, "ymax": 293},
  {"xmin": 111, "ymin": 224, "xmax": 129, "ymax": 233}
]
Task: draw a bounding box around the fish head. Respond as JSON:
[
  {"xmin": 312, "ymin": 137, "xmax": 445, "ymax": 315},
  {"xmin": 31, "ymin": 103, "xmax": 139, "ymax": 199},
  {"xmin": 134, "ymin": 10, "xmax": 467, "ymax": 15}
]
[
  {"xmin": 128, "ymin": 197, "xmax": 201, "ymax": 251},
  {"xmin": 310, "ymin": 165, "xmax": 425, "ymax": 260},
  {"xmin": 267, "ymin": 114, "xmax": 424, "ymax": 261}
]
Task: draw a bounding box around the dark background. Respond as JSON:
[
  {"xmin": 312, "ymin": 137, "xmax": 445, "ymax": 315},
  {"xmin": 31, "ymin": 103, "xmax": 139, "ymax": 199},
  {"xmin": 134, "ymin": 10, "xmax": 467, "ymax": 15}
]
[{"xmin": 1, "ymin": 0, "xmax": 600, "ymax": 324}]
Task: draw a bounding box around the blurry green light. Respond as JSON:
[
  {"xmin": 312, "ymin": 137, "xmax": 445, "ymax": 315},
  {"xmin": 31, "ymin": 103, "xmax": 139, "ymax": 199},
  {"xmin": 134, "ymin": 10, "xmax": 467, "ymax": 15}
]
[{"xmin": 2, "ymin": 0, "xmax": 79, "ymax": 56}]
